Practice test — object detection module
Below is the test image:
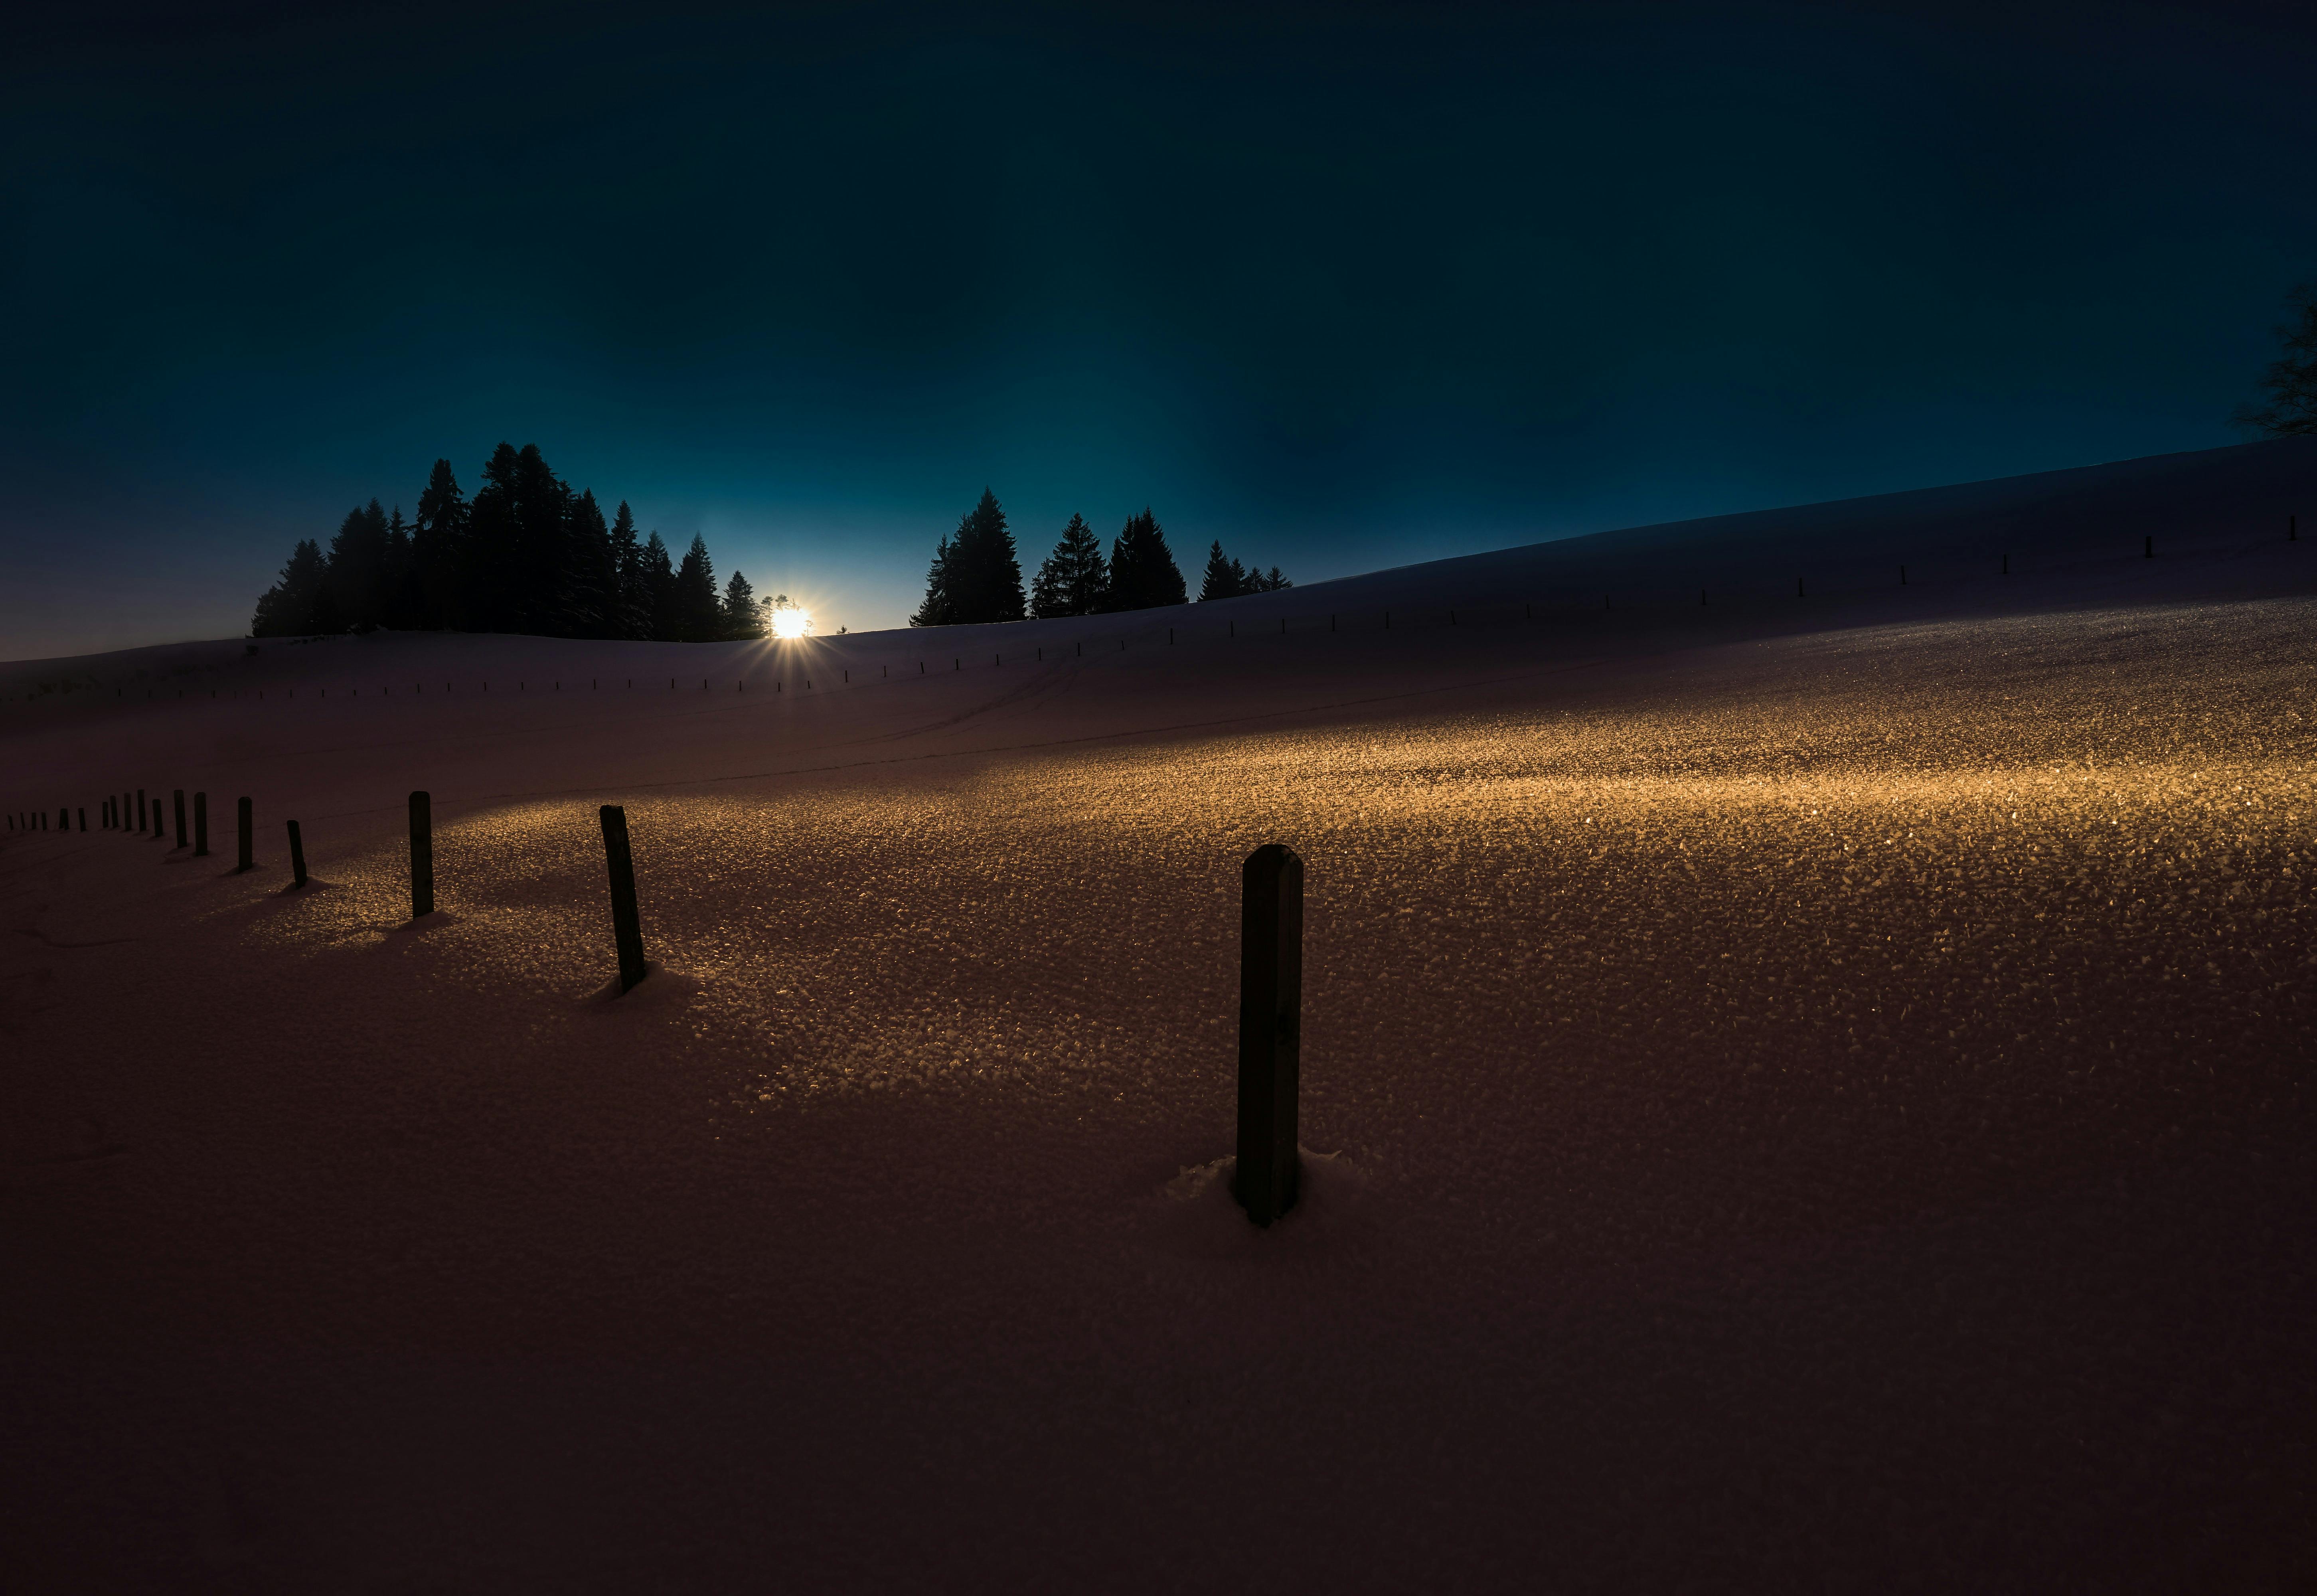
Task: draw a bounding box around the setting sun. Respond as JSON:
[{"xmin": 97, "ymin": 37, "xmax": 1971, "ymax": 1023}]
[{"xmin": 771, "ymin": 605, "xmax": 812, "ymax": 639}]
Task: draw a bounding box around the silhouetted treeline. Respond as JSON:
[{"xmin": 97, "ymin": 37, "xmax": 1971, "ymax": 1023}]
[
  {"xmin": 915, "ymin": 490, "xmax": 1288, "ymax": 625},
  {"xmin": 252, "ymin": 443, "xmax": 764, "ymax": 640}
]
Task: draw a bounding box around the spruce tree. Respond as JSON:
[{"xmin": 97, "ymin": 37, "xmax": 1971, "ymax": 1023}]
[
  {"xmin": 720, "ymin": 570, "xmax": 763, "ymax": 639},
  {"xmin": 955, "ymin": 488, "xmax": 1025, "ymax": 624},
  {"xmin": 1254, "ymin": 565, "xmax": 1291, "ymax": 592},
  {"xmin": 563, "ymin": 488, "xmax": 617, "ymax": 638},
  {"xmin": 324, "ymin": 499, "xmax": 391, "ymax": 630},
  {"xmin": 915, "ymin": 489, "xmax": 1024, "ymax": 625},
  {"xmin": 608, "ymin": 501, "xmax": 646, "ymax": 638},
  {"xmin": 466, "ymin": 443, "xmax": 525, "ymax": 632},
  {"xmin": 1030, "ymin": 513, "xmax": 1108, "ymax": 617},
  {"xmin": 641, "ymin": 531, "xmax": 679, "ymax": 640},
  {"xmin": 508, "ymin": 444, "xmax": 571, "ymax": 636},
  {"xmin": 674, "ymin": 534, "xmax": 720, "ymax": 641},
  {"xmin": 251, "ymin": 539, "xmax": 329, "ymax": 636},
  {"xmin": 381, "ymin": 506, "xmax": 419, "ymax": 628},
  {"xmin": 412, "ymin": 458, "xmax": 467, "ymax": 629},
  {"xmin": 1104, "ymin": 508, "xmax": 1187, "ymax": 611},
  {"xmin": 1197, "ymin": 540, "xmax": 1242, "ymax": 602}
]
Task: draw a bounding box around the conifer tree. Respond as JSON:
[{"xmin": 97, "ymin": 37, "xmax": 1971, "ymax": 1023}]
[
  {"xmin": 1030, "ymin": 513, "xmax": 1108, "ymax": 617},
  {"xmin": 563, "ymin": 488, "xmax": 617, "ymax": 638},
  {"xmin": 324, "ymin": 499, "xmax": 391, "ymax": 630},
  {"xmin": 1198, "ymin": 540, "xmax": 1242, "ymax": 602},
  {"xmin": 251, "ymin": 539, "xmax": 329, "ymax": 636},
  {"xmin": 720, "ymin": 570, "xmax": 764, "ymax": 639},
  {"xmin": 412, "ymin": 458, "xmax": 468, "ymax": 629},
  {"xmin": 915, "ymin": 489, "xmax": 1024, "ymax": 624},
  {"xmin": 641, "ymin": 531, "xmax": 679, "ymax": 640},
  {"xmin": 1104, "ymin": 508, "xmax": 1187, "ymax": 611},
  {"xmin": 608, "ymin": 501, "xmax": 647, "ymax": 638},
  {"xmin": 381, "ymin": 506, "xmax": 420, "ymax": 628},
  {"xmin": 466, "ymin": 443, "xmax": 525, "ymax": 632},
  {"xmin": 674, "ymin": 534, "xmax": 720, "ymax": 641}
]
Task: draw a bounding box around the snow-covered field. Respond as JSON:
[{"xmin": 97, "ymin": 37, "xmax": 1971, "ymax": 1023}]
[{"xmin": 4, "ymin": 441, "xmax": 2313, "ymax": 1590}]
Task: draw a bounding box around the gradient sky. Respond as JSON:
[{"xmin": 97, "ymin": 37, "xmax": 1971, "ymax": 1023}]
[{"xmin": 3, "ymin": 0, "xmax": 2312, "ymax": 656}]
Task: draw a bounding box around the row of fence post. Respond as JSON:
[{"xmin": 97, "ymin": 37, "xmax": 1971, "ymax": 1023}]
[{"xmin": 20, "ymin": 773, "xmax": 1314, "ymax": 1228}]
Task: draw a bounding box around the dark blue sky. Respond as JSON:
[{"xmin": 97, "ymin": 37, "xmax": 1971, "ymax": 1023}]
[{"xmin": 4, "ymin": 0, "xmax": 2312, "ymax": 654}]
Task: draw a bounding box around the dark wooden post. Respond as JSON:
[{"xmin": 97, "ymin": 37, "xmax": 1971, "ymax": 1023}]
[
  {"xmin": 1233, "ymin": 843, "xmax": 1304, "ymax": 1227},
  {"xmin": 2144, "ymin": 535, "xmax": 2153, "ymax": 559},
  {"xmin": 2003, "ymin": 553, "xmax": 2009, "ymax": 575},
  {"xmin": 173, "ymin": 790, "xmax": 187, "ymax": 849},
  {"xmin": 287, "ymin": 820, "xmax": 308, "ymax": 887},
  {"xmin": 409, "ymin": 790, "xmax": 434, "ymax": 917},
  {"xmin": 599, "ymin": 805, "xmax": 649, "ymax": 994},
  {"xmin": 193, "ymin": 792, "xmax": 208, "ymax": 856},
  {"xmin": 78, "ymin": 808, "xmax": 87, "ymax": 832},
  {"xmin": 236, "ymin": 797, "xmax": 253, "ymax": 872}
]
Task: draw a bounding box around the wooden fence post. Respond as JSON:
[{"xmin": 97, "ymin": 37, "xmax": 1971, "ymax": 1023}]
[
  {"xmin": 409, "ymin": 790, "xmax": 433, "ymax": 917},
  {"xmin": 287, "ymin": 820, "xmax": 308, "ymax": 887},
  {"xmin": 236, "ymin": 797, "xmax": 253, "ymax": 872},
  {"xmin": 193, "ymin": 792, "xmax": 208, "ymax": 856},
  {"xmin": 598, "ymin": 805, "xmax": 649, "ymax": 994},
  {"xmin": 1234, "ymin": 842, "xmax": 1304, "ymax": 1227}
]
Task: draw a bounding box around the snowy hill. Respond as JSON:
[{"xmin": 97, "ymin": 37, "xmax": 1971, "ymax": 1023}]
[{"xmin": 1, "ymin": 439, "xmax": 2311, "ymax": 1590}]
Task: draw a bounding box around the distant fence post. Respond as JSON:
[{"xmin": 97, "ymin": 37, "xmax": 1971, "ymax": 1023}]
[
  {"xmin": 173, "ymin": 790, "xmax": 187, "ymax": 849},
  {"xmin": 2144, "ymin": 535, "xmax": 2153, "ymax": 559},
  {"xmin": 78, "ymin": 807, "xmax": 86, "ymax": 832},
  {"xmin": 236, "ymin": 797, "xmax": 253, "ymax": 873},
  {"xmin": 193, "ymin": 792, "xmax": 208, "ymax": 856},
  {"xmin": 598, "ymin": 805, "xmax": 649, "ymax": 994},
  {"xmin": 1233, "ymin": 842, "xmax": 1304, "ymax": 1228},
  {"xmin": 409, "ymin": 791, "xmax": 433, "ymax": 917},
  {"xmin": 287, "ymin": 820, "xmax": 308, "ymax": 887}
]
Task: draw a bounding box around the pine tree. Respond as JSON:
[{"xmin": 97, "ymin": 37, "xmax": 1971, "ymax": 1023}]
[
  {"xmin": 381, "ymin": 506, "xmax": 419, "ymax": 628},
  {"xmin": 608, "ymin": 501, "xmax": 646, "ymax": 638},
  {"xmin": 1254, "ymin": 565, "xmax": 1292, "ymax": 592},
  {"xmin": 1030, "ymin": 513, "xmax": 1109, "ymax": 617},
  {"xmin": 2233, "ymin": 280, "xmax": 2317, "ymax": 436},
  {"xmin": 1197, "ymin": 540, "xmax": 1241, "ymax": 602},
  {"xmin": 674, "ymin": 534, "xmax": 720, "ymax": 641},
  {"xmin": 641, "ymin": 531, "xmax": 679, "ymax": 640},
  {"xmin": 324, "ymin": 499, "xmax": 391, "ymax": 630},
  {"xmin": 914, "ymin": 489, "xmax": 1024, "ymax": 625},
  {"xmin": 563, "ymin": 488, "xmax": 617, "ymax": 638},
  {"xmin": 251, "ymin": 539, "xmax": 329, "ymax": 636},
  {"xmin": 466, "ymin": 443, "xmax": 525, "ymax": 632},
  {"xmin": 1104, "ymin": 508, "xmax": 1186, "ymax": 611},
  {"xmin": 508, "ymin": 444, "xmax": 571, "ymax": 636},
  {"xmin": 412, "ymin": 458, "xmax": 467, "ymax": 629},
  {"xmin": 720, "ymin": 570, "xmax": 763, "ymax": 639}
]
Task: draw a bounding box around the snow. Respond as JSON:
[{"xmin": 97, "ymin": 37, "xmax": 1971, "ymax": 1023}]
[{"xmin": 2, "ymin": 439, "xmax": 2312, "ymax": 1588}]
